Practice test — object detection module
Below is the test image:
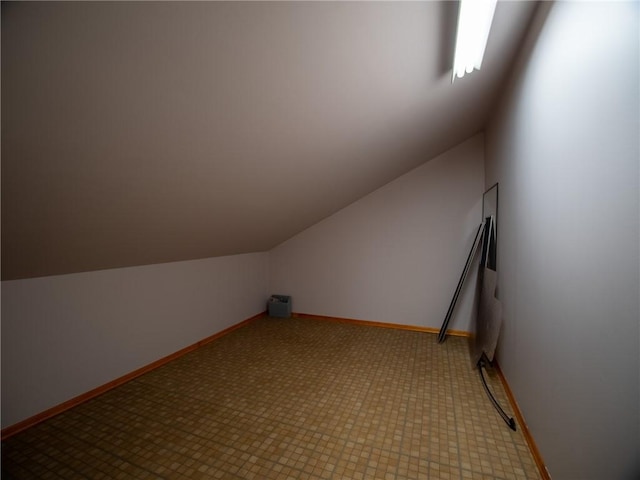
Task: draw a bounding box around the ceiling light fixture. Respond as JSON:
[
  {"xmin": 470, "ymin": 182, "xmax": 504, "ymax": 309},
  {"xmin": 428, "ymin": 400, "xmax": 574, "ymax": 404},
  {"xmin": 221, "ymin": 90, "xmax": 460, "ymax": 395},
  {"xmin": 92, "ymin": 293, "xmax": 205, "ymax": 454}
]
[{"xmin": 452, "ymin": 0, "xmax": 498, "ymax": 82}]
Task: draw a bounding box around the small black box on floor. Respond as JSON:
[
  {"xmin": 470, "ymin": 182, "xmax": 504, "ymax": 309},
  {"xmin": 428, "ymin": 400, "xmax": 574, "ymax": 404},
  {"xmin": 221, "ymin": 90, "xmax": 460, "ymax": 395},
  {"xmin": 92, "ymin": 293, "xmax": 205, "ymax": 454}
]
[{"xmin": 268, "ymin": 295, "xmax": 291, "ymax": 318}]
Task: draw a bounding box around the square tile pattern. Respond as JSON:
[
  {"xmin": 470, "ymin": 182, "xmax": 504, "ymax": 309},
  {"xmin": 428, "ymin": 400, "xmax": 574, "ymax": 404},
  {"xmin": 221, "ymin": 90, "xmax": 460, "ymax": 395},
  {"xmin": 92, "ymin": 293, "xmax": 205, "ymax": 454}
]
[{"xmin": 2, "ymin": 317, "xmax": 541, "ymax": 479}]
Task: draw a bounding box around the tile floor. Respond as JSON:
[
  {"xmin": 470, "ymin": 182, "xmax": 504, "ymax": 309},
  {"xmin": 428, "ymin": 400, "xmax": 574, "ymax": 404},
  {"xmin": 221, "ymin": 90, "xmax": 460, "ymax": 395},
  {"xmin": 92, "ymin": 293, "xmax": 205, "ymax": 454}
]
[{"xmin": 2, "ymin": 316, "xmax": 542, "ymax": 479}]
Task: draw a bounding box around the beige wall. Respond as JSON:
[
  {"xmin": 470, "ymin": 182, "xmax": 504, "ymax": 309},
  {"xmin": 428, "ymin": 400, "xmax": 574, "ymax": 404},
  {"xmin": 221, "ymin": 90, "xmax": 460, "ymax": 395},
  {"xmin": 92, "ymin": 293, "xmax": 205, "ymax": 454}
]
[
  {"xmin": 486, "ymin": 2, "xmax": 639, "ymax": 478},
  {"xmin": 269, "ymin": 135, "xmax": 484, "ymax": 331},
  {"xmin": 1, "ymin": 134, "xmax": 484, "ymax": 432},
  {"xmin": 1, "ymin": 253, "xmax": 269, "ymax": 428}
]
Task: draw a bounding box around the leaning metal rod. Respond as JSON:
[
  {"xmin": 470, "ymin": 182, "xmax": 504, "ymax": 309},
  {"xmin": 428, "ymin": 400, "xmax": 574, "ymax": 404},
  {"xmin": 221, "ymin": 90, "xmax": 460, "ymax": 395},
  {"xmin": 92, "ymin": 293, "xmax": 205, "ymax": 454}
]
[
  {"xmin": 437, "ymin": 222, "xmax": 485, "ymax": 343},
  {"xmin": 478, "ymin": 356, "xmax": 517, "ymax": 431}
]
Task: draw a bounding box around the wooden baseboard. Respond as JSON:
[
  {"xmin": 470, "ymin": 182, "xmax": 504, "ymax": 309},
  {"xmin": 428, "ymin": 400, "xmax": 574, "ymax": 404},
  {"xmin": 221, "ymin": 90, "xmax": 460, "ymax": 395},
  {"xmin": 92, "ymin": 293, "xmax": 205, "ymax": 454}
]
[
  {"xmin": 292, "ymin": 312, "xmax": 471, "ymax": 337},
  {"xmin": 493, "ymin": 360, "xmax": 551, "ymax": 480},
  {"xmin": 1, "ymin": 311, "xmax": 266, "ymax": 441}
]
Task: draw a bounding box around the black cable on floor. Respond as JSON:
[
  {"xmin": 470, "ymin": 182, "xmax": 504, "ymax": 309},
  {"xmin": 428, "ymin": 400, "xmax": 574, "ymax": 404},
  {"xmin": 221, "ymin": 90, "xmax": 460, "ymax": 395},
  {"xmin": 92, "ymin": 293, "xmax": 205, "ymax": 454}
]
[{"xmin": 478, "ymin": 357, "xmax": 517, "ymax": 431}]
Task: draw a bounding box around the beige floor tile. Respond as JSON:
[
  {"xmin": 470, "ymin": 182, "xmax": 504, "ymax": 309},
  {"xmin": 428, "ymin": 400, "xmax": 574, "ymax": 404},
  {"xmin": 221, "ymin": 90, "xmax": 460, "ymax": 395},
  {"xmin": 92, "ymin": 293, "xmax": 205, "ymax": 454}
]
[{"xmin": 2, "ymin": 317, "xmax": 541, "ymax": 479}]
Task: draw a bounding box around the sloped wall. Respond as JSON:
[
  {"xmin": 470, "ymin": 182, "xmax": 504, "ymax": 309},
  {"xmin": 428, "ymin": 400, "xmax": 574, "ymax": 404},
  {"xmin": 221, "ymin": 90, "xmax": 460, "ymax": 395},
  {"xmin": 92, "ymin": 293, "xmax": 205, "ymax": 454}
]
[
  {"xmin": 269, "ymin": 135, "xmax": 484, "ymax": 331},
  {"xmin": 485, "ymin": 2, "xmax": 639, "ymax": 478},
  {"xmin": 1, "ymin": 252, "xmax": 269, "ymax": 429}
]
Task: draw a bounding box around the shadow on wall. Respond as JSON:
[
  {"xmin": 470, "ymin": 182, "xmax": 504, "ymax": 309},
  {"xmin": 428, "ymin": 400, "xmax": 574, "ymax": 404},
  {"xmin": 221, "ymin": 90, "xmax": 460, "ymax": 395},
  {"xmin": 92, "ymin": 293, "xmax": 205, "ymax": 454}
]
[{"xmin": 439, "ymin": 1, "xmax": 459, "ymax": 78}]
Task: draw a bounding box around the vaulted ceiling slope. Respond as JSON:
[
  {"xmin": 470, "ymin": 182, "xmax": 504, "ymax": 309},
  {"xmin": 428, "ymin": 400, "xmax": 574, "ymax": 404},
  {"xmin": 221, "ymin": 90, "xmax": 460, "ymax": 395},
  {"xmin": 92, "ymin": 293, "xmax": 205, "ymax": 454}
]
[{"xmin": 1, "ymin": 1, "xmax": 538, "ymax": 280}]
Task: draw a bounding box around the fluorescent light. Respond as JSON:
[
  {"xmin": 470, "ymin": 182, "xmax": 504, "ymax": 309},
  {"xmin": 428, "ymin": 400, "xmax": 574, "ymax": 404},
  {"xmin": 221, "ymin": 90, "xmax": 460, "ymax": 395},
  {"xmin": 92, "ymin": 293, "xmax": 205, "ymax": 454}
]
[{"xmin": 452, "ymin": 0, "xmax": 498, "ymax": 82}]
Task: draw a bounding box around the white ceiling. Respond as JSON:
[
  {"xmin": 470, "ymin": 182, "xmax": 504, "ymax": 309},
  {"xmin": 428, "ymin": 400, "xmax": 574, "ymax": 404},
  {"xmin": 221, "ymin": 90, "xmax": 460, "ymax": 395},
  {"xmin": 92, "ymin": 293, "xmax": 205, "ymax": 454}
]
[{"xmin": 1, "ymin": 1, "xmax": 539, "ymax": 280}]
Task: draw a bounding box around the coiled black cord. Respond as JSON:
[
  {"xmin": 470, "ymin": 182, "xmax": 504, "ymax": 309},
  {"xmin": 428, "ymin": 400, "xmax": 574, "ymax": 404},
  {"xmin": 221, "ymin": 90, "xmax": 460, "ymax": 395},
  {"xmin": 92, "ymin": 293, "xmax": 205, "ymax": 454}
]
[{"xmin": 478, "ymin": 357, "xmax": 517, "ymax": 431}]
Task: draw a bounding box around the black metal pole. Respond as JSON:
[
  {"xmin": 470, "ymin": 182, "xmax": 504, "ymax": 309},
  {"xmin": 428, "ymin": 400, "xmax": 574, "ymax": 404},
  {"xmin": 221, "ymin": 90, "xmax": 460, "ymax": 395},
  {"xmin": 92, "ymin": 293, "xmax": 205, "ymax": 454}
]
[{"xmin": 438, "ymin": 222, "xmax": 485, "ymax": 343}]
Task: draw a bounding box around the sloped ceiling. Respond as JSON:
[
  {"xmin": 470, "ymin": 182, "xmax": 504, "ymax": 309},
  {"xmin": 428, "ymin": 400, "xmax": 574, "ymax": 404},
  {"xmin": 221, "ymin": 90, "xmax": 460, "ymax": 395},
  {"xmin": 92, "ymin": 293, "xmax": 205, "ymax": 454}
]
[{"xmin": 1, "ymin": 1, "xmax": 538, "ymax": 280}]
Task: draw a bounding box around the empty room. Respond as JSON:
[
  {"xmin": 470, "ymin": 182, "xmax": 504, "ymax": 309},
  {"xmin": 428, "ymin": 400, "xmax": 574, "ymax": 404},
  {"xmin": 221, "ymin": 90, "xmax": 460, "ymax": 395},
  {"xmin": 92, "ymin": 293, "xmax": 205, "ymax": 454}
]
[{"xmin": 1, "ymin": 1, "xmax": 638, "ymax": 479}]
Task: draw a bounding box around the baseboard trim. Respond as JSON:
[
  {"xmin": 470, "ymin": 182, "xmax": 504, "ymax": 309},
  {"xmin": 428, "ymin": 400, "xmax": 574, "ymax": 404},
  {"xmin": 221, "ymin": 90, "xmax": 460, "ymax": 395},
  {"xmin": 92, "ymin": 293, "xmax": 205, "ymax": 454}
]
[
  {"xmin": 292, "ymin": 312, "xmax": 471, "ymax": 337},
  {"xmin": 493, "ymin": 360, "xmax": 552, "ymax": 480},
  {"xmin": 1, "ymin": 311, "xmax": 266, "ymax": 441}
]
